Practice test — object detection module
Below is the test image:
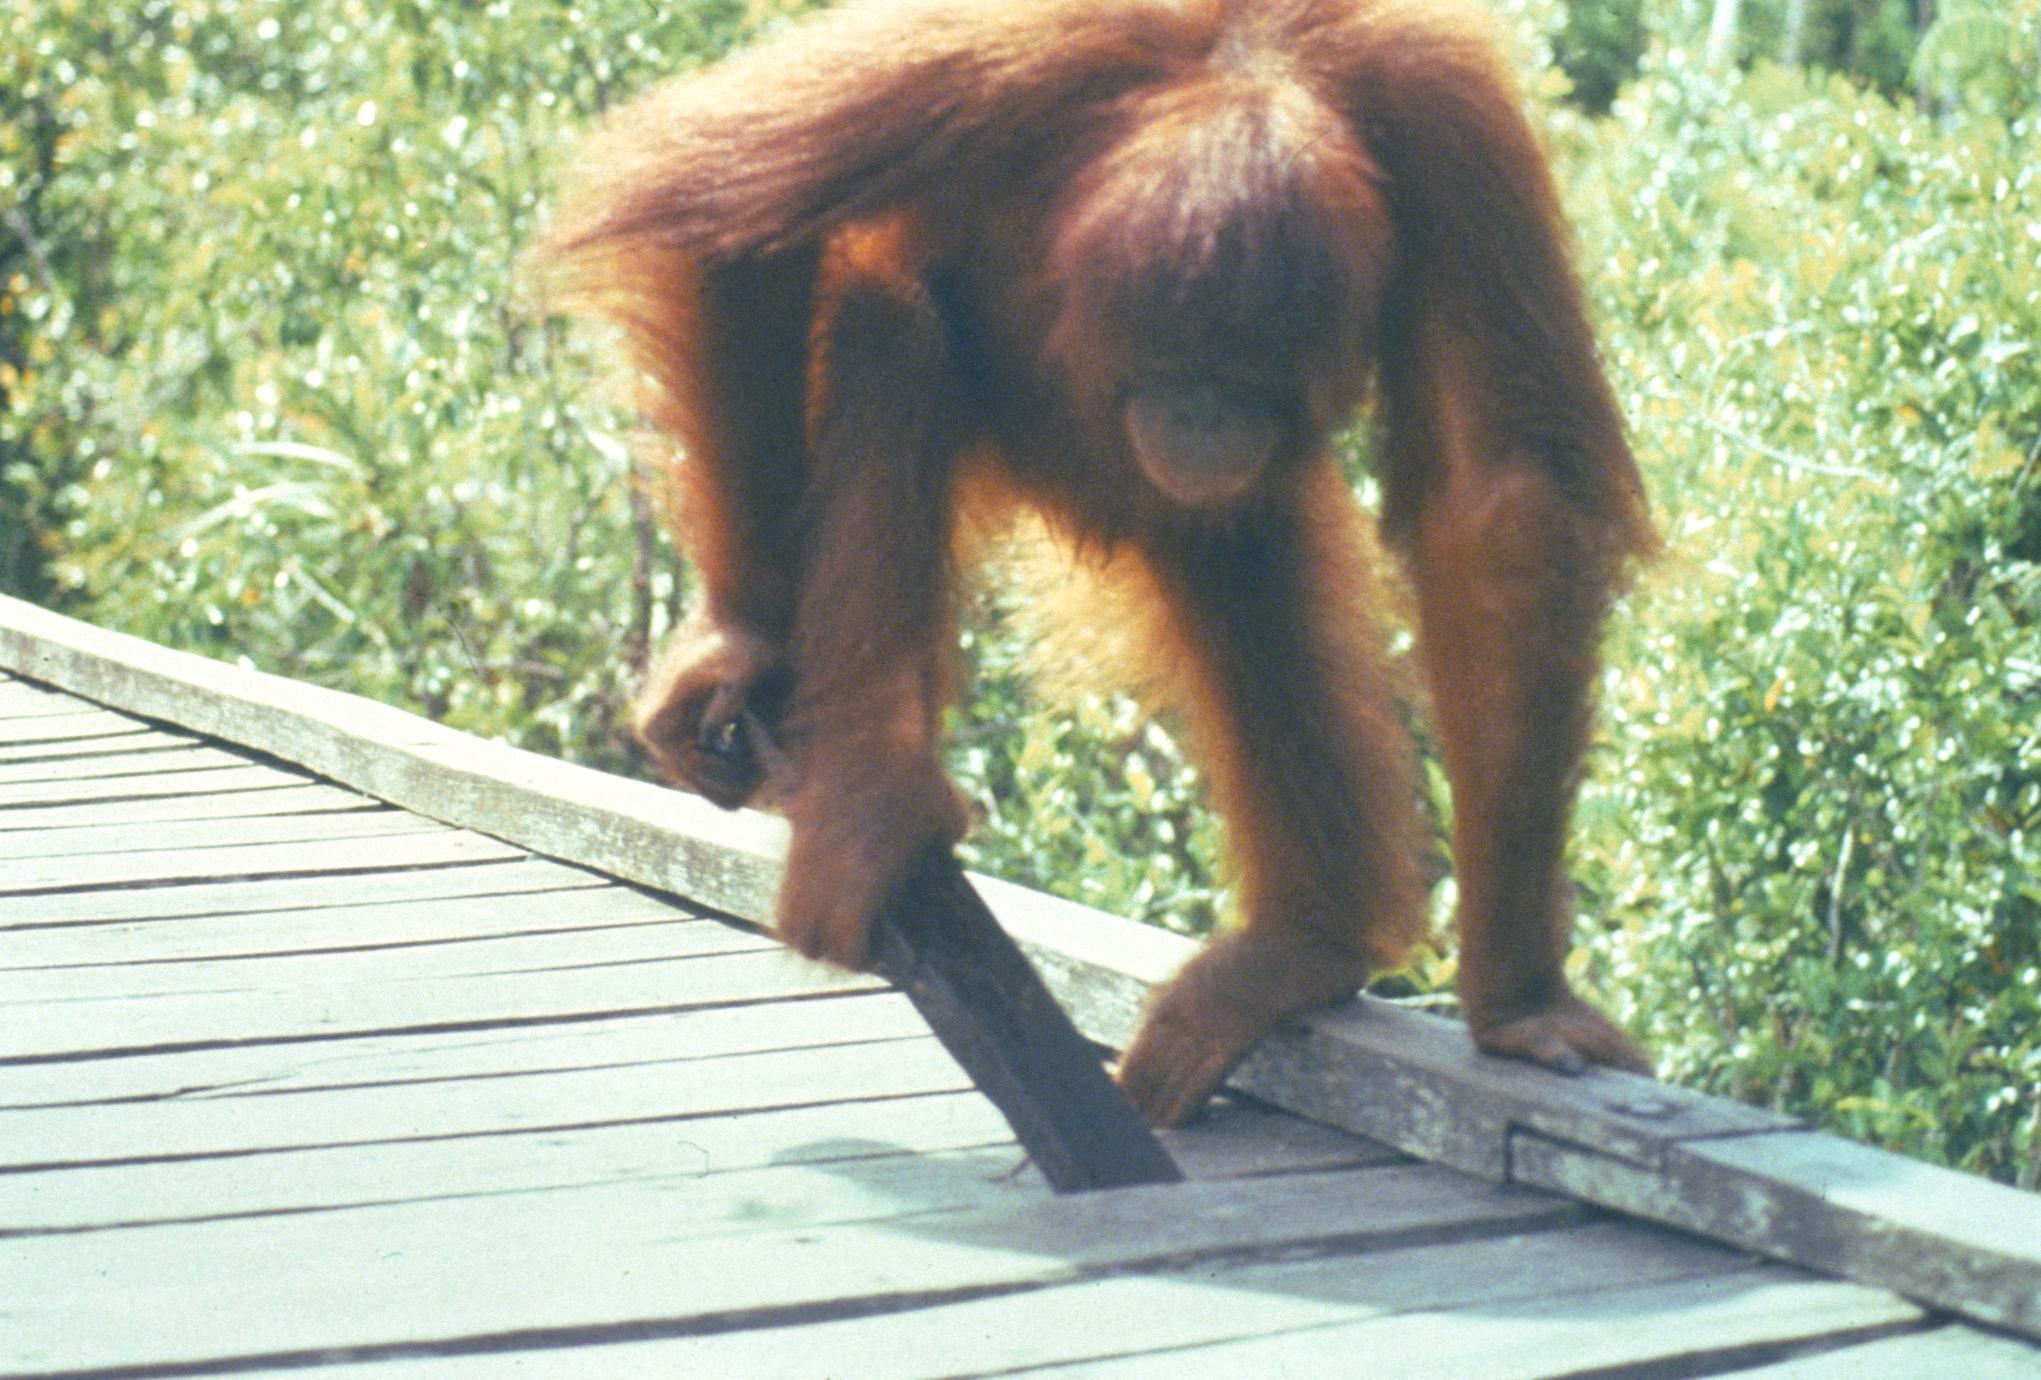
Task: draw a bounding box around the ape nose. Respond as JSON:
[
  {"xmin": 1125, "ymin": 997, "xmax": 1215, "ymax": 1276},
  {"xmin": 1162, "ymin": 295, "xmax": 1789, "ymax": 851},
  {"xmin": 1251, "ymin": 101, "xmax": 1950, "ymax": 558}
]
[{"xmin": 1124, "ymin": 379, "xmax": 1283, "ymax": 507}]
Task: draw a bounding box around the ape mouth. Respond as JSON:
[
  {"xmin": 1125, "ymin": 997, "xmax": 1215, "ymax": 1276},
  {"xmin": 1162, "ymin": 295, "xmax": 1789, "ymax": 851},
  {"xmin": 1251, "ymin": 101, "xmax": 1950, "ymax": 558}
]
[{"xmin": 1123, "ymin": 378, "xmax": 1285, "ymax": 507}]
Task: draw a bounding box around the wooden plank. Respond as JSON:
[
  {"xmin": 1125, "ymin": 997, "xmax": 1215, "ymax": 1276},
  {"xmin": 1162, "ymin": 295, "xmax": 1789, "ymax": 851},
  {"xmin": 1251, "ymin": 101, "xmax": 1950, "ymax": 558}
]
[
  {"xmin": 869, "ymin": 843, "xmax": 1178, "ymax": 1193},
  {"xmin": 0, "ymin": 741, "xmax": 254, "ymax": 785},
  {"xmin": 3, "ymin": 1026, "xmax": 971, "ymax": 1171},
  {"xmin": 0, "ymin": 876, "xmax": 681, "ymax": 965},
  {"xmin": 9, "ymin": 909, "xmax": 771, "ymax": 1002},
  {"xmin": 276, "ymin": 1224, "xmax": 1783, "ymax": 1380},
  {"xmin": 0, "ymin": 708, "xmax": 169, "ymax": 745},
  {"xmin": 1733, "ymin": 1324, "xmax": 2041, "ymax": 1377},
  {"xmin": 1034, "ymin": 1271, "xmax": 1920, "ymax": 1378},
  {"xmin": 0, "ymin": 726, "xmax": 178, "ymax": 762},
  {"xmin": 0, "ymin": 829, "xmax": 525, "ymax": 896},
  {"xmin": 0, "ymin": 761, "xmax": 305, "ymax": 809},
  {"xmin": 1158, "ymin": 1097, "xmax": 1405, "ymax": 1182},
  {"xmin": 0, "ymin": 985, "xmax": 930, "ymax": 1113},
  {"xmin": 0, "ymin": 1165, "xmax": 1580, "ymax": 1375},
  {"xmin": 1513, "ymin": 1127, "xmax": 2041, "ymax": 1339},
  {"xmin": 18, "ymin": 1144, "xmax": 1063, "ymax": 1252},
  {"xmin": 4, "ymin": 1086, "xmax": 1020, "ymax": 1236},
  {"xmin": 0, "ymin": 944, "xmax": 884, "ymax": 1064},
  {"xmin": 0, "ymin": 780, "xmax": 382, "ymax": 832},
  {"xmin": 0, "ymin": 805, "xmax": 444, "ymax": 861},
  {"xmin": 0, "ymin": 591, "xmax": 791, "ymax": 930},
  {"xmin": 0, "ymin": 678, "xmax": 80, "ymax": 717},
  {"xmin": 0, "ymin": 855, "xmax": 603, "ymax": 928}
]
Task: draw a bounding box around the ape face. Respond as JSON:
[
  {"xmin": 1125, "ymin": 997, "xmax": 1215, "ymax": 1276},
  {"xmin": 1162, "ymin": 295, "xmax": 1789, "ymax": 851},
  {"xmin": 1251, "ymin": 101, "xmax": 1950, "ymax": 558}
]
[{"xmin": 1123, "ymin": 376, "xmax": 1288, "ymax": 505}]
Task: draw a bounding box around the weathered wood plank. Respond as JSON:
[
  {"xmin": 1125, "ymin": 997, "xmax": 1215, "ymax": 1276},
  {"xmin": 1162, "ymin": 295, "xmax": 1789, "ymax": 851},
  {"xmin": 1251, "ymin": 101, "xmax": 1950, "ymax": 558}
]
[
  {"xmin": 1158, "ymin": 1097, "xmax": 1405, "ymax": 1182},
  {"xmin": 0, "ymin": 855, "xmax": 602, "ymax": 928},
  {"xmin": 1514, "ymin": 1127, "xmax": 2041, "ymax": 1338},
  {"xmin": 0, "ymin": 761, "xmax": 304, "ymax": 809},
  {"xmin": 0, "ymin": 805, "xmax": 443, "ymax": 861},
  {"xmin": 0, "ymin": 595, "xmax": 791, "ymax": 916},
  {"xmin": 3, "ymin": 1026, "xmax": 970, "ymax": 1172},
  {"xmin": 0, "ymin": 708, "xmax": 177, "ymax": 746},
  {"xmin": 9, "ymin": 909, "xmax": 771, "ymax": 1002},
  {"xmin": 0, "ymin": 828, "xmax": 525, "ymax": 896},
  {"xmin": 0, "ymin": 678, "xmax": 80, "ymax": 717},
  {"xmin": 0, "ymin": 875, "xmax": 679, "ymax": 965},
  {"xmin": 0, "ymin": 726, "xmax": 179, "ymax": 763},
  {"xmin": 0, "ymin": 1165, "xmax": 1579, "ymax": 1376},
  {"xmin": 0, "ymin": 944, "xmax": 883, "ymax": 1064},
  {"xmin": 1734, "ymin": 1323, "xmax": 2041, "ymax": 1377},
  {"xmin": 82, "ymin": 1221, "xmax": 1748, "ymax": 1380},
  {"xmin": 0, "ymin": 985, "xmax": 929, "ymax": 1112},
  {"xmin": 2, "ymin": 1020, "xmax": 1396, "ymax": 1227},
  {"xmin": 0, "ymin": 780, "xmax": 383, "ymax": 832},
  {"xmin": 4, "ymin": 1085, "xmax": 1019, "ymax": 1237},
  {"xmin": 0, "ymin": 741, "xmax": 253, "ymax": 785},
  {"xmin": 1035, "ymin": 1271, "xmax": 1920, "ymax": 1378}
]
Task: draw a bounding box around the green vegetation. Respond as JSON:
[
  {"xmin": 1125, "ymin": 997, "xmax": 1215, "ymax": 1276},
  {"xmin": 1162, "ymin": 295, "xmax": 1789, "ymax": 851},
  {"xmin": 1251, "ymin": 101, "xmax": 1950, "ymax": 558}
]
[{"xmin": 4, "ymin": 0, "xmax": 2036, "ymax": 1185}]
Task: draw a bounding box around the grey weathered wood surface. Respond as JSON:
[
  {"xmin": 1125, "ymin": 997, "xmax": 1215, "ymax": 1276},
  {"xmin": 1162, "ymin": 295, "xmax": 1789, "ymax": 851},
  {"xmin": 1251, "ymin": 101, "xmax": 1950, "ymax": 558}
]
[{"xmin": 3, "ymin": 594, "xmax": 2040, "ymax": 1376}]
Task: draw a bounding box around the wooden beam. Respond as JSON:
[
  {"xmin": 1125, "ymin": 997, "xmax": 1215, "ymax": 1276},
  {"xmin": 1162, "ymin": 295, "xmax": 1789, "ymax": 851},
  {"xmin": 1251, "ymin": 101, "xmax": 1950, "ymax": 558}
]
[
  {"xmin": 3, "ymin": 592, "xmax": 2038, "ymax": 1338},
  {"xmin": 869, "ymin": 843, "xmax": 1180, "ymax": 1192}
]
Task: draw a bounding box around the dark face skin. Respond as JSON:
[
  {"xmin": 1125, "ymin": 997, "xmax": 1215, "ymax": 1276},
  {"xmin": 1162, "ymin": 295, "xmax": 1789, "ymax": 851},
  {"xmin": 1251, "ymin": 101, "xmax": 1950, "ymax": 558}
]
[{"xmin": 1123, "ymin": 376, "xmax": 1287, "ymax": 506}]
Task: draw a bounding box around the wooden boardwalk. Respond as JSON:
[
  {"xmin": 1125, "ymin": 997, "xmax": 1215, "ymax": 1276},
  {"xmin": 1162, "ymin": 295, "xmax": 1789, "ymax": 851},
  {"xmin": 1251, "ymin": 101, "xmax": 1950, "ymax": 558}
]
[{"xmin": 3, "ymin": 597, "xmax": 2039, "ymax": 1377}]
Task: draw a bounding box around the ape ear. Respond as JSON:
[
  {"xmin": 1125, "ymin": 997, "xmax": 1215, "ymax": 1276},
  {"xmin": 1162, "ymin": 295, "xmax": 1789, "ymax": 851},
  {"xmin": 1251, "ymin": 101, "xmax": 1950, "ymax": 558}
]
[
  {"xmin": 538, "ymin": 0, "xmax": 1180, "ymax": 268},
  {"xmin": 1324, "ymin": 15, "xmax": 1650, "ymax": 553}
]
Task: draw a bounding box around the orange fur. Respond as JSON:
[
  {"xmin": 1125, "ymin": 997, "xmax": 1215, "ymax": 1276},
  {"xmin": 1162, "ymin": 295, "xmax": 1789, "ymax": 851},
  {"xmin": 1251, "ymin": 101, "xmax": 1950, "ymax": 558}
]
[{"xmin": 534, "ymin": 0, "xmax": 1655, "ymax": 1124}]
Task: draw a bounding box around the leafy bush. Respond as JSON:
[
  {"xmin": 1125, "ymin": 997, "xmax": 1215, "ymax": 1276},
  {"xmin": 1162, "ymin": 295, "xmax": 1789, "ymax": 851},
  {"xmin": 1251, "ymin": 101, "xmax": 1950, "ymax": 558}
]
[
  {"xmin": 1569, "ymin": 56, "xmax": 2040, "ymax": 1184},
  {"xmin": 3, "ymin": 0, "xmax": 765, "ymax": 766},
  {"xmin": 4, "ymin": 1, "xmax": 2035, "ymax": 1183}
]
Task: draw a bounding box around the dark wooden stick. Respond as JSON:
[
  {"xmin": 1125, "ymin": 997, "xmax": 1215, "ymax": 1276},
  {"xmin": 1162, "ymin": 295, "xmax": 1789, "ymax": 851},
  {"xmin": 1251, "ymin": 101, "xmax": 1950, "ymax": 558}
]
[{"xmin": 868, "ymin": 841, "xmax": 1183, "ymax": 1193}]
